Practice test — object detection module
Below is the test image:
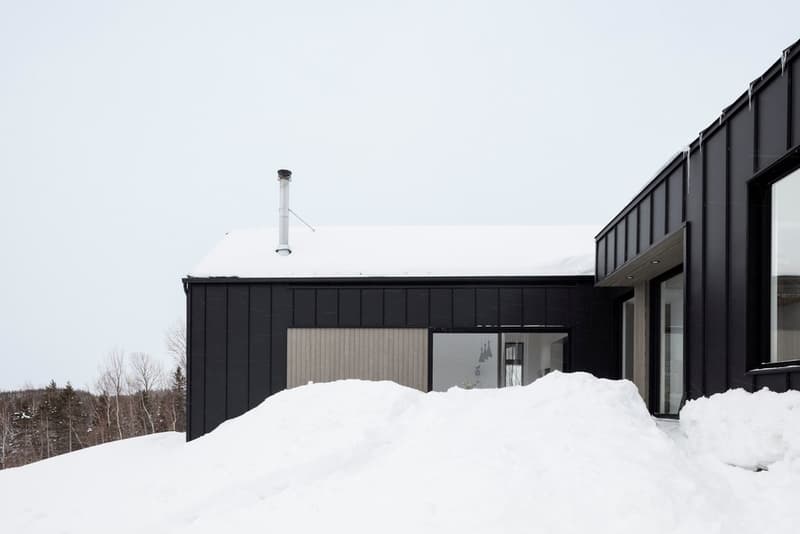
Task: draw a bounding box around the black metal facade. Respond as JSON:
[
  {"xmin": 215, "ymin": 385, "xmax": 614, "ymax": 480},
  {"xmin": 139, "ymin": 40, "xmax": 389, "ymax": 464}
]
[
  {"xmin": 596, "ymin": 38, "xmax": 800, "ymax": 398},
  {"xmin": 184, "ymin": 277, "xmax": 624, "ymax": 439}
]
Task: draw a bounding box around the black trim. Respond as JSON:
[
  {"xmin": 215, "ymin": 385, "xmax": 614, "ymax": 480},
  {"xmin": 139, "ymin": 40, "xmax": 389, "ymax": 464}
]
[{"xmin": 649, "ymin": 265, "xmax": 685, "ymax": 416}]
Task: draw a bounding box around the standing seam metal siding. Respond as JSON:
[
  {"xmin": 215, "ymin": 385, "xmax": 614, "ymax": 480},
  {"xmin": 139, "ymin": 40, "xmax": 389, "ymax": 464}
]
[
  {"xmin": 186, "ymin": 278, "xmax": 625, "ymax": 439},
  {"xmin": 287, "ymin": 328, "xmax": 428, "ymax": 391},
  {"xmin": 594, "ymin": 40, "xmax": 800, "ymax": 398}
]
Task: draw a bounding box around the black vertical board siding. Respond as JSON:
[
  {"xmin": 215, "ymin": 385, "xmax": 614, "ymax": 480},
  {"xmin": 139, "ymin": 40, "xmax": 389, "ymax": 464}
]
[
  {"xmin": 652, "ymin": 182, "xmax": 667, "ymax": 243},
  {"xmin": 361, "ymin": 289, "xmax": 384, "ymax": 326},
  {"xmin": 522, "ymin": 287, "xmax": 546, "ymax": 326},
  {"xmin": 639, "ymin": 196, "xmax": 652, "ymax": 252},
  {"xmin": 499, "ymin": 288, "xmax": 523, "ymax": 326},
  {"xmin": 476, "ymin": 288, "xmax": 499, "ymax": 326},
  {"xmin": 270, "ymin": 285, "xmax": 291, "ymax": 393},
  {"xmin": 616, "ymin": 223, "xmax": 626, "ymax": 267},
  {"xmin": 338, "ymin": 289, "xmax": 361, "ymax": 327},
  {"xmin": 293, "ymin": 289, "xmax": 316, "ymax": 327},
  {"xmin": 205, "ymin": 285, "xmax": 227, "ymax": 432},
  {"xmin": 728, "ymin": 108, "xmax": 754, "ymax": 389},
  {"xmin": 754, "ymin": 373, "xmax": 788, "ymax": 393},
  {"xmin": 453, "ymin": 288, "xmax": 476, "ymax": 327},
  {"xmin": 667, "ymin": 167, "xmax": 683, "ymax": 233},
  {"xmin": 384, "ymin": 289, "xmax": 406, "ymax": 327},
  {"xmin": 189, "ymin": 285, "xmax": 206, "ymax": 439},
  {"xmin": 791, "ymin": 373, "xmax": 800, "ymax": 390},
  {"xmin": 606, "ymin": 230, "xmax": 616, "ymax": 274},
  {"xmin": 793, "ymin": 57, "xmax": 800, "ymax": 147},
  {"xmin": 626, "ymin": 209, "xmax": 638, "ymax": 259},
  {"xmin": 226, "ymin": 285, "xmax": 249, "ymax": 419},
  {"xmin": 597, "ymin": 236, "xmax": 607, "ymax": 280},
  {"xmin": 547, "ymin": 288, "xmax": 570, "ymax": 326},
  {"xmin": 316, "ymin": 289, "xmax": 338, "ymax": 327},
  {"xmin": 757, "ymin": 74, "xmax": 788, "ymax": 170},
  {"xmin": 568, "ymin": 285, "xmax": 593, "ymax": 373},
  {"xmin": 430, "ymin": 289, "xmax": 453, "ymax": 328},
  {"xmin": 406, "ymin": 289, "xmax": 429, "ymax": 327},
  {"xmin": 248, "ymin": 285, "xmax": 271, "ymax": 408},
  {"xmin": 704, "ymin": 130, "xmax": 728, "ymax": 394},
  {"xmin": 686, "ymin": 149, "xmax": 705, "ymax": 398}
]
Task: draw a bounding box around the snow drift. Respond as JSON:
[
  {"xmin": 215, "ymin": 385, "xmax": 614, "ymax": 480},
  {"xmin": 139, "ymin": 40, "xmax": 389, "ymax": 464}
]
[{"xmin": 2, "ymin": 373, "xmax": 800, "ymax": 534}]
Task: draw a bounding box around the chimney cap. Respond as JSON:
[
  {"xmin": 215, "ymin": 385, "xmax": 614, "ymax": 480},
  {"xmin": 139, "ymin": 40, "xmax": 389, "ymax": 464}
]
[{"xmin": 277, "ymin": 169, "xmax": 292, "ymax": 180}]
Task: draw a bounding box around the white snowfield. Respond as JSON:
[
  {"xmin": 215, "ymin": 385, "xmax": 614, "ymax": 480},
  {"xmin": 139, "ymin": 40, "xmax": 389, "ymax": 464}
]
[
  {"xmin": 2, "ymin": 373, "xmax": 800, "ymax": 534},
  {"xmin": 189, "ymin": 225, "xmax": 597, "ymax": 278}
]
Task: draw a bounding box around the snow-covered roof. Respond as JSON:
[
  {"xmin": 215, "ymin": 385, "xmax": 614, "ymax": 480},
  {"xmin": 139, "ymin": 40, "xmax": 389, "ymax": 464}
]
[{"xmin": 189, "ymin": 225, "xmax": 597, "ymax": 279}]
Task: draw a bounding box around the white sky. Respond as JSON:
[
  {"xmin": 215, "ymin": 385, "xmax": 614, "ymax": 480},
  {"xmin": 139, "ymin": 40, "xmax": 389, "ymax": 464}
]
[{"xmin": 2, "ymin": 1, "xmax": 799, "ymax": 390}]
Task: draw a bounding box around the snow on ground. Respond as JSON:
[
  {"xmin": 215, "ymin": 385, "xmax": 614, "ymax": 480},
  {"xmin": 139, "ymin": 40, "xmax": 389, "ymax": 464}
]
[
  {"xmin": 2, "ymin": 372, "xmax": 800, "ymax": 534},
  {"xmin": 189, "ymin": 225, "xmax": 597, "ymax": 278}
]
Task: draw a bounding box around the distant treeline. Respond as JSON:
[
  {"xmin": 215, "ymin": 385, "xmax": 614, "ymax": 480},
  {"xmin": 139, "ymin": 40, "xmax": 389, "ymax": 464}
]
[{"xmin": 0, "ymin": 325, "xmax": 187, "ymax": 470}]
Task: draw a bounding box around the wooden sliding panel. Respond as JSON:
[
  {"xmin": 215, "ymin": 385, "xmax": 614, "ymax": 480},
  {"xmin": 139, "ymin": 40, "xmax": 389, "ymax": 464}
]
[{"xmin": 287, "ymin": 328, "xmax": 428, "ymax": 391}]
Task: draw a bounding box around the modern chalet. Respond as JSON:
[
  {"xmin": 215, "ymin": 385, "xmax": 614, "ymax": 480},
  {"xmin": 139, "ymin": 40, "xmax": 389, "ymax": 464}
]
[{"xmin": 184, "ymin": 39, "xmax": 800, "ymax": 440}]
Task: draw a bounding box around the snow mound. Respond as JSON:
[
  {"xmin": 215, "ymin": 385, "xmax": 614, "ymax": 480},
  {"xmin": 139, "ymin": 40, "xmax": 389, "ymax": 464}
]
[
  {"xmin": 2, "ymin": 373, "xmax": 800, "ymax": 534},
  {"xmin": 680, "ymin": 387, "xmax": 800, "ymax": 469}
]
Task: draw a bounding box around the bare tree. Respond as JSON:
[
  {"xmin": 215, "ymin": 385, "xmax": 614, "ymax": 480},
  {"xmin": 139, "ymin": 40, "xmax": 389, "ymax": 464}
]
[
  {"xmin": 98, "ymin": 349, "xmax": 127, "ymax": 439},
  {"xmin": 0, "ymin": 399, "xmax": 12, "ymax": 469},
  {"xmin": 165, "ymin": 321, "xmax": 187, "ymax": 374},
  {"xmin": 129, "ymin": 352, "xmax": 162, "ymax": 434}
]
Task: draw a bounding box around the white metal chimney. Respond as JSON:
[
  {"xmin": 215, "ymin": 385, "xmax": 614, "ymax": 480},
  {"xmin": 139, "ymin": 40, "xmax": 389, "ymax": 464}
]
[{"xmin": 276, "ymin": 169, "xmax": 292, "ymax": 256}]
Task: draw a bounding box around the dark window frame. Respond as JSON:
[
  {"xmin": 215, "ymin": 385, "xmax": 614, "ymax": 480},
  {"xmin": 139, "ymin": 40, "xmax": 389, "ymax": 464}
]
[
  {"xmin": 648, "ymin": 265, "xmax": 685, "ymax": 418},
  {"xmin": 616, "ymin": 291, "xmax": 635, "ymax": 381},
  {"xmin": 427, "ymin": 327, "xmax": 572, "ymax": 392},
  {"xmin": 747, "ymin": 154, "xmax": 800, "ymax": 370}
]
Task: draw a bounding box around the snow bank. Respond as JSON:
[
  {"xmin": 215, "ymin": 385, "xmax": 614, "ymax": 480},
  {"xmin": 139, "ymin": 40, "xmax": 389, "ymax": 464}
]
[
  {"xmin": 2, "ymin": 373, "xmax": 800, "ymax": 534},
  {"xmin": 680, "ymin": 387, "xmax": 800, "ymax": 470},
  {"xmin": 188, "ymin": 225, "xmax": 597, "ymax": 278}
]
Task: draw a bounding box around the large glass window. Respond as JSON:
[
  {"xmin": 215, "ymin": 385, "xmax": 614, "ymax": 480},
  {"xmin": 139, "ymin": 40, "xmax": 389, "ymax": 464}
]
[
  {"xmin": 657, "ymin": 272, "xmax": 684, "ymax": 415},
  {"xmin": 621, "ymin": 297, "xmax": 635, "ymax": 381},
  {"xmin": 432, "ymin": 333, "xmax": 498, "ymax": 391},
  {"xmin": 770, "ymin": 168, "xmax": 800, "ymax": 363},
  {"xmin": 431, "ymin": 332, "xmax": 567, "ymax": 391}
]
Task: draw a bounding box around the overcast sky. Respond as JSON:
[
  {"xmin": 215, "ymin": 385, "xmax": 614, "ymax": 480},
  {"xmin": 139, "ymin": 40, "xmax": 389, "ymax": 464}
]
[{"xmin": 2, "ymin": 1, "xmax": 799, "ymax": 390}]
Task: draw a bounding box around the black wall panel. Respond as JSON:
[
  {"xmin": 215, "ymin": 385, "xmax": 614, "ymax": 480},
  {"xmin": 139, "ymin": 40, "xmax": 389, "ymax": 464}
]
[
  {"xmin": 597, "ymin": 236, "xmax": 606, "ymax": 279},
  {"xmin": 227, "ymin": 285, "xmax": 249, "ymax": 419},
  {"xmin": 757, "ymin": 73, "xmax": 788, "ymax": 170},
  {"xmin": 293, "ymin": 289, "xmax": 316, "ymax": 327},
  {"xmin": 615, "ymin": 223, "xmax": 626, "ymax": 267},
  {"xmin": 686, "ymin": 149, "xmax": 705, "ymax": 399},
  {"xmin": 361, "ymin": 289, "xmax": 384, "ymax": 326},
  {"xmin": 703, "ymin": 130, "xmax": 728, "ymax": 394},
  {"xmin": 453, "ymin": 288, "xmax": 475, "ymax": 328},
  {"xmin": 754, "ymin": 373, "xmax": 788, "ymax": 393},
  {"xmin": 652, "ymin": 181, "xmax": 666, "ymax": 243},
  {"xmin": 793, "ymin": 57, "xmax": 800, "ymax": 147},
  {"xmin": 248, "ymin": 286, "xmax": 271, "ymax": 408},
  {"xmin": 316, "ymin": 289, "xmax": 338, "ymax": 327},
  {"xmin": 384, "ymin": 289, "xmax": 406, "ymax": 327},
  {"xmin": 626, "ymin": 209, "xmax": 637, "ymax": 260},
  {"xmin": 522, "ymin": 287, "xmax": 546, "ymax": 326},
  {"xmin": 639, "ymin": 196, "xmax": 651, "ymax": 252},
  {"xmin": 406, "ymin": 289, "xmax": 429, "ymax": 327},
  {"xmin": 667, "ymin": 167, "xmax": 683, "ymax": 233},
  {"xmin": 430, "ymin": 288, "xmax": 453, "ymax": 328},
  {"xmin": 547, "ymin": 288, "xmax": 570, "ymax": 326},
  {"xmin": 606, "ymin": 230, "xmax": 616, "ymax": 274},
  {"xmin": 476, "ymin": 288, "xmax": 498, "ymax": 326},
  {"xmin": 338, "ymin": 289, "xmax": 361, "ymax": 327},
  {"xmin": 270, "ymin": 285, "xmax": 290, "ymax": 393},
  {"xmin": 728, "ymin": 108, "xmax": 754, "ymax": 388},
  {"xmin": 205, "ymin": 285, "xmax": 227, "ymax": 432},
  {"xmin": 188, "ymin": 285, "xmax": 206, "ymax": 440},
  {"xmin": 499, "ymin": 288, "xmax": 522, "ymax": 326}
]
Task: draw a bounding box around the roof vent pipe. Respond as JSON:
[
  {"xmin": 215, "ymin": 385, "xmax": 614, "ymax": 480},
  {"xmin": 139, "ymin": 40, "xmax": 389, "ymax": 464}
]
[{"xmin": 276, "ymin": 169, "xmax": 292, "ymax": 256}]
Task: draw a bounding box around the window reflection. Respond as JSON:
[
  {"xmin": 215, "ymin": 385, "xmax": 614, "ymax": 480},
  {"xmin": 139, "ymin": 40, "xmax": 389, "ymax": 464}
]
[{"xmin": 770, "ymin": 168, "xmax": 800, "ymax": 363}]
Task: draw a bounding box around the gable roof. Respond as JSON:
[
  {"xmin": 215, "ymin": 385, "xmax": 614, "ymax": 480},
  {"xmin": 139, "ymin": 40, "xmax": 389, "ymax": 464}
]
[{"xmin": 188, "ymin": 225, "xmax": 597, "ymax": 279}]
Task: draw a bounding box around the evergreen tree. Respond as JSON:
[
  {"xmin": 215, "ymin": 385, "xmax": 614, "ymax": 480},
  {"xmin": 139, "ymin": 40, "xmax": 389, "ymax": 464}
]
[{"xmin": 171, "ymin": 366, "xmax": 186, "ymax": 432}]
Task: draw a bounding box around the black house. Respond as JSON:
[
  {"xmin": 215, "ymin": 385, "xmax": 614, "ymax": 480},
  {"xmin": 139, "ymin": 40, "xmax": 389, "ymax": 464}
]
[{"xmin": 184, "ymin": 39, "xmax": 800, "ymax": 440}]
